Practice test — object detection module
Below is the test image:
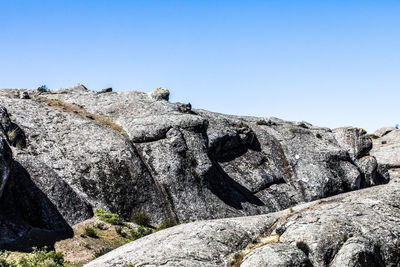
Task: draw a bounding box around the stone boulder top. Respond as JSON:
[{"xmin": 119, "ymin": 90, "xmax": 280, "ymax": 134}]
[
  {"xmin": 371, "ymin": 128, "xmax": 400, "ymax": 174},
  {"xmin": 373, "ymin": 126, "xmax": 397, "ymax": 138},
  {"xmin": 148, "ymin": 87, "xmax": 170, "ymax": 101},
  {"xmin": 51, "ymin": 83, "xmax": 90, "ymax": 94}
]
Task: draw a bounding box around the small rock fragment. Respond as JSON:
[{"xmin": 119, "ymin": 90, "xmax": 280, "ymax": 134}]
[
  {"xmin": 149, "ymin": 87, "xmax": 170, "ymax": 101},
  {"xmin": 19, "ymin": 92, "xmax": 30, "ymax": 99}
]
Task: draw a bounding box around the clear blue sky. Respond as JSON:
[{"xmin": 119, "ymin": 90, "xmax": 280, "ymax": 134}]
[{"xmin": 0, "ymin": 1, "xmax": 399, "ymax": 132}]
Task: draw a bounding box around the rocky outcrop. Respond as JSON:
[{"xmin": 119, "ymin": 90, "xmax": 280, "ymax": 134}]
[
  {"xmin": 85, "ymin": 177, "xmax": 400, "ymax": 267},
  {"xmin": 149, "ymin": 87, "xmax": 170, "ymax": 101},
  {"xmin": 0, "ymin": 85, "xmax": 390, "ymax": 249},
  {"xmin": 371, "ymin": 127, "xmax": 400, "ymax": 172},
  {"xmin": 333, "ymin": 127, "xmax": 389, "ymax": 187},
  {"xmin": 0, "ymin": 106, "xmax": 83, "ymax": 249}
]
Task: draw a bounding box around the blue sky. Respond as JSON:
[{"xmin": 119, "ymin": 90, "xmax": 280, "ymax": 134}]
[{"xmin": 0, "ymin": 1, "xmax": 399, "ymax": 132}]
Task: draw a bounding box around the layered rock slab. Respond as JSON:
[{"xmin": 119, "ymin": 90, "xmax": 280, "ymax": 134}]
[{"xmin": 86, "ymin": 178, "xmax": 400, "ymax": 267}]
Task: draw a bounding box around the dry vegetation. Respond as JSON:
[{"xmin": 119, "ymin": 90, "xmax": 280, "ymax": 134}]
[
  {"xmin": 35, "ymin": 95, "xmax": 127, "ymax": 137},
  {"xmin": 54, "ymin": 217, "xmax": 134, "ymax": 265}
]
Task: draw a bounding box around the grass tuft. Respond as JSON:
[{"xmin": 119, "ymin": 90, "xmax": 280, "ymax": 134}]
[
  {"xmin": 83, "ymin": 227, "xmax": 98, "ymax": 238},
  {"xmin": 37, "ymin": 97, "xmax": 127, "ymax": 136},
  {"xmin": 94, "ymin": 209, "xmax": 121, "ymax": 225}
]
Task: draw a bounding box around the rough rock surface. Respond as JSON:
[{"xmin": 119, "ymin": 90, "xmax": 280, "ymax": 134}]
[
  {"xmin": 374, "ymin": 126, "xmax": 397, "ymax": 138},
  {"xmin": 42, "ymin": 85, "xmax": 388, "ymax": 220},
  {"xmin": 371, "ymin": 127, "xmax": 400, "ymax": 171},
  {"xmin": 0, "ymin": 107, "xmax": 13, "ymax": 198},
  {"xmin": 86, "ymin": 178, "xmax": 400, "ymax": 267},
  {"xmin": 0, "ymin": 85, "xmax": 391, "ymax": 249}
]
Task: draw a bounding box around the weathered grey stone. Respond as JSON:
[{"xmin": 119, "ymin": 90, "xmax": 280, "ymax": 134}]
[
  {"xmin": 177, "ymin": 102, "xmax": 192, "ymax": 113},
  {"xmin": 149, "ymin": 87, "xmax": 169, "ymax": 101},
  {"xmin": 241, "ymin": 243, "xmax": 312, "ymax": 267},
  {"xmin": 124, "ymin": 114, "xmax": 208, "ymax": 142},
  {"xmin": 85, "ymin": 178, "xmax": 400, "ymax": 267},
  {"xmin": 19, "ymin": 91, "xmax": 30, "ymax": 99},
  {"xmin": 85, "ymin": 212, "xmax": 282, "ymax": 267},
  {"xmin": 371, "ymin": 129, "xmax": 400, "ymax": 169},
  {"xmin": 52, "ymin": 83, "xmax": 89, "ymax": 94},
  {"xmin": 330, "ymin": 237, "xmax": 385, "ymax": 267},
  {"xmin": 0, "ymin": 105, "xmax": 13, "ymax": 132},
  {"xmin": 0, "ymin": 91, "xmax": 169, "ymax": 247},
  {"xmin": 97, "ymin": 87, "xmax": 113, "ymax": 94},
  {"xmin": 355, "ymin": 155, "xmax": 389, "ymax": 186},
  {"xmin": 333, "ymin": 127, "xmax": 372, "ymax": 160},
  {"xmin": 374, "ymin": 126, "xmax": 397, "ymax": 138},
  {"xmin": 0, "ymin": 93, "xmax": 165, "ymax": 222}
]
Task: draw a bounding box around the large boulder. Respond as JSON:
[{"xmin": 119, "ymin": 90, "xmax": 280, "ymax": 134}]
[
  {"xmin": 373, "ymin": 126, "xmax": 397, "ymax": 138},
  {"xmin": 0, "ymin": 104, "xmax": 89, "ymax": 249},
  {"xmin": 333, "ymin": 127, "xmax": 372, "ymax": 160},
  {"xmin": 149, "ymin": 87, "xmax": 170, "ymax": 101},
  {"xmin": 371, "ymin": 129, "xmax": 400, "ymax": 169},
  {"xmin": 0, "ymin": 91, "xmax": 165, "ymax": 223},
  {"xmin": 85, "ymin": 178, "xmax": 400, "ymax": 267}
]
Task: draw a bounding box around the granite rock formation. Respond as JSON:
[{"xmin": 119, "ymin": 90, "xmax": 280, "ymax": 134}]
[{"xmin": 0, "ymin": 84, "xmax": 390, "ymax": 250}]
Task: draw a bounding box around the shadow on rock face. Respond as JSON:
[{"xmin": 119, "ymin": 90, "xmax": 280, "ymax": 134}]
[
  {"xmin": 203, "ymin": 134, "xmax": 266, "ymax": 209},
  {"xmin": 0, "ymin": 161, "xmax": 73, "ymax": 252},
  {"xmin": 204, "ymin": 159, "xmax": 265, "ymax": 210},
  {"xmin": 210, "ymin": 130, "xmax": 262, "ymax": 163}
]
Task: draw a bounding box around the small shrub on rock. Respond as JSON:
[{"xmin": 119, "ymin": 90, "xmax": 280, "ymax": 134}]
[
  {"xmin": 368, "ymin": 134, "xmax": 379, "ymax": 140},
  {"xmin": 94, "ymin": 208, "xmax": 105, "ymax": 216},
  {"xmin": 94, "ymin": 208, "xmax": 121, "ymax": 225},
  {"xmin": 83, "ymin": 227, "xmax": 98, "ymax": 238},
  {"xmin": 342, "ymin": 233, "xmax": 348, "ymax": 242},
  {"xmin": 130, "ymin": 211, "xmax": 150, "ymax": 226},
  {"xmin": 130, "ymin": 229, "xmax": 142, "ymax": 240},
  {"xmin": 37, "ymin": 85, "xmax": 49, "ymax": 93},
  {"xmin": 137, "ymin": 226, "xmax": 153, "ymax": 236},
  {"xmin": 18, "ymin": 247, "xmax": 64, "ymax": 266}
]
